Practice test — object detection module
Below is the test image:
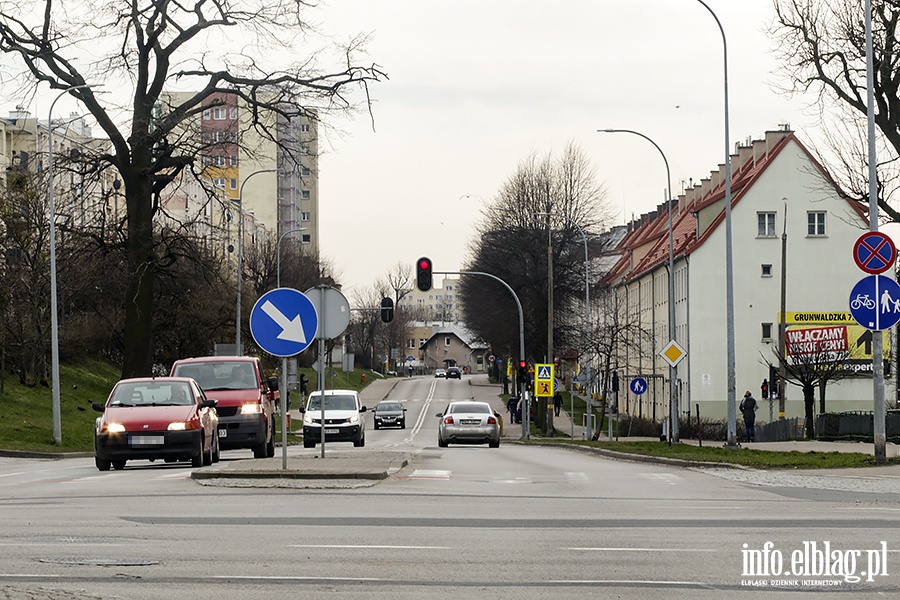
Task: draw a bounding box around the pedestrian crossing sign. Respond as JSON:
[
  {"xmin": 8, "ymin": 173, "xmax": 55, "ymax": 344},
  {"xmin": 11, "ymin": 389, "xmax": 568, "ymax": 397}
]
[{"xmin": 535, "ymin": 363, "xmax": 554, "ymax": 397}]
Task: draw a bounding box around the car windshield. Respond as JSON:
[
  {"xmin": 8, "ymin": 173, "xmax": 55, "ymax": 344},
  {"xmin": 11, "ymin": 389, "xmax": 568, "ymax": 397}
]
[
  {"xmin": 173, "ymin": 361, "xmax": 255, "ymax": 391},
  {"xmin": 377, "ymin": 403, "xmax": 402, "ymax": 412},
  {"xmin": 449, "ymin": 403, "xmax": 490, "ymax": 414},
  {"xmin": 307, "ymin": 394, "xmax": 358, "ymax": 411},
  {"xmin": 109, "ymin": 382, "xmax": 194, "ymax": 407}
]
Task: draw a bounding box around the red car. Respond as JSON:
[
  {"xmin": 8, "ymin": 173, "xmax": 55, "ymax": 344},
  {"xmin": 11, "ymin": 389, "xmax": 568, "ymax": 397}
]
[{"xmin": 92, "ymin": 377, "xmax": 219, "ymax": 471}]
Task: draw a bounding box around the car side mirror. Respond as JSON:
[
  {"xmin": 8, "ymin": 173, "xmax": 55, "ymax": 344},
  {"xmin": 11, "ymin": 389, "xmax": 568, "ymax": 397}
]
[
  {"xmin": 359, "ymin": 406, "xmax": 367, "ymax": 413},
  {"xmin": 202, "ymin": 399, "xmax": 217, "ymax": 409},
  {"xmin": 403, "ymin": 408, "xmax": 408, "ymax": 412},
  {"xmin": 435, "ymin": 412, "xmax": 443, "ymax": 417},
  {"xmin": 91, "ymin": 402, "xmax": 105, "ymax": 413},
  {"xmin": 298, "ymin": 405, "xmax": 306, "ymax": 414}
]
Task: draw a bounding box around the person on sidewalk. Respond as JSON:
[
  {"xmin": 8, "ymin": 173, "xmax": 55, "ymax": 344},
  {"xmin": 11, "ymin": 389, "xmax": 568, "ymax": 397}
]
[
  {"xmin": 553, "ymin": 392, "xmax": 563, "ymax": 417},
  {"xmin": 507, "ymin": 395, "xmax": 520, "ymax": 424},
  {"xmin": 740, "ymin": 390, "xmax": 758, "ymax": 442}
]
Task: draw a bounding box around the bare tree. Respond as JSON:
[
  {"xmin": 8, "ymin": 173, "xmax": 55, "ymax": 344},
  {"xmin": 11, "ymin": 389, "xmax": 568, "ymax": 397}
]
[
  {"xmin": 0, "ymin": 1, "xmax": 384, "ymax": 377},
  {"xmin": 461, "ymin": 142, "xmax": 612, "ymax": 435},
  {"xmin": 771, "ymin": 0, "xmax": 900, "ymax": 219}
]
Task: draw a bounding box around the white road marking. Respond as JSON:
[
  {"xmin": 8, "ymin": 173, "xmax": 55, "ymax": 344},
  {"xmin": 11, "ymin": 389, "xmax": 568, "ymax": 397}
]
[
  {"xmin": 566, "ymin": 547, "xmax": 717, "ymax": 552},
  {"xmin": 407, "ymin": 469, "xmax": 451, "ymax": 479},
  {"xmin": 289, "ymin": 544, "xmax": 450, "ymax": 550}
]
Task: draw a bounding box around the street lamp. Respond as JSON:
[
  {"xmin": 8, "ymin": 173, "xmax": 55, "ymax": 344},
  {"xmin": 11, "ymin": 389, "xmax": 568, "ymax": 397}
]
[
  {"xmin": 599, "ymin": 128, "xmax": 678, "ymax": 442},
  {"xmin": 277, "ymin": 227, "xmax": 306, "ymax": 288},
  {"xmin": 234, "ymin": 169, "xmax": 277, "ymax": 354},
  {"xmin": 693, "ymin": 0, "xmax": 737, "ymax": 447},
  {"xmin": 536, "ymin": 212, "xmax": 591, "ymax": 439},
  {"xmin": 48, "ymin": 83, "xmax": 98, "ymax": 444}
]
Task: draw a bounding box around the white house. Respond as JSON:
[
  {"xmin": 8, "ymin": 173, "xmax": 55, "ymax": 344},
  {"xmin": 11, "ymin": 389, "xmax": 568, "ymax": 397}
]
[{"xmin": 603, "ymin": 126, "xmax": 892, "ymax": 422}]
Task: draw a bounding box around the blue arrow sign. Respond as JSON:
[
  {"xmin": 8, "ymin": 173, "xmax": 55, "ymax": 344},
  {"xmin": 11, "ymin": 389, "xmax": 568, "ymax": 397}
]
[
  {"xmin": 849, "ymin": 275, "xmax": 900, "ymax": 331},
  {"xmin": 630, "ymin": 377, "xmax": 648, "ymax": 395},
  {"xmin": 250, "ymin": 288, "xmax": 318, "ymax": 357}
]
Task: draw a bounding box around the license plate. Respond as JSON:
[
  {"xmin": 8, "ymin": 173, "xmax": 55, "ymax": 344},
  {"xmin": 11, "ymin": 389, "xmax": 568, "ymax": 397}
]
[
  {"xmin": 460, "ymin": 419, "xmax": 480, "ymax": 425},
  {"xmin": 324, "ymin": 428, "xmax": 339, "ymax": 434},
  {"xmin": 218, "ymin": 428, "xmax": 227, "ymax": 438},
  {"xmin": 130, "ymin": 435, "xmax": 163, "ymax": 446}
]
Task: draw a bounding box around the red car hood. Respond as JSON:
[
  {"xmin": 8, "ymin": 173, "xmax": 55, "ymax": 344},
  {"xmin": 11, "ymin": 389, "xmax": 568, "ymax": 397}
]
[
  {"xmin": 200, "ymin": 389, "xmax": 258, "ymax": 407},
  {"xmin": 103, "ymin": 405, "xmax": 197, "ymax": 431}
]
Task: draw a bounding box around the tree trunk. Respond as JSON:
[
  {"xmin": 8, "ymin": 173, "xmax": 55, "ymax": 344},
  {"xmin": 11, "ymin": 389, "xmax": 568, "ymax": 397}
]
[
  {"xmin": 803, "ymin": 383, "xmax": 816, "ymax": 439},
  {"xmin": 120, "ymin": 177, "xmax": 155, "ymax": 378}
]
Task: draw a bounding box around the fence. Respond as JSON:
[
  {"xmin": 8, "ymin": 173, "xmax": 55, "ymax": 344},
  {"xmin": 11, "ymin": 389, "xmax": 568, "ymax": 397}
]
[
  {"xmin": 815, "ymin": 411, "xmax": 900, "ymax": 443},
  {"xmin": 754, "ymin": 417, "xmax": 805, "ymax": 442}
]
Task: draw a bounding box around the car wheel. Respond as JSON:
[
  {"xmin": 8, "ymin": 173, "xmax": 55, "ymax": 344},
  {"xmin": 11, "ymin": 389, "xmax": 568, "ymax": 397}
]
[
  {"xmin": 353, "ymin": 434, "xmax": 365, "ymax": 447},
  {"xmin": 400, "ymin": 420, "xmax": 406, "ymax": 429},
  {"xmin": 212, "ymin": 435, "xmax": 220, "ymax": 463},
  {"xmin": 266, "ymin": 423, "xmax": 276, "ymax": 458},
  {"xmin": 112, "ymin": 460, "xmax": 127, "ymax": 470},
  {"xmin": 303, "ymin": 438, "xmax": 315, "ymax": 448},
  {"xmin": 438, "ymin": 437, "xmax": 448, "ymax": 448},
  {"xmin": 252, "ymin": 439, "xmax": 267, "ymax": 458},
  {"xmin": 95, "ymin": 457, "xmax": 111, "ymax": 471},
  {"xmin": 374, "ymin": 423, "xmax": 380, "ymax": 430},
  {"xmin": 191, "ymin": 444, "xmax": 204, "ymax": 468},
  {"xmin": 489, "ymin": 440, "xmax": 500, "ymax": 448}
]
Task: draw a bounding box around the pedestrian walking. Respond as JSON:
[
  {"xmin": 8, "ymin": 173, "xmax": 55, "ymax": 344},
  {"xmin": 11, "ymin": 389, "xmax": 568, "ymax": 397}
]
[
  {"xmin": 507, "ymin": 395, "xmax": 519, "ymax": 424},
  {"xmin": 739, "ymin": 390, "xmax": 758, "ymax": 442},
  {"xmin": 553, "ymin": 392, "xmax": 563, "ymax": 417}
]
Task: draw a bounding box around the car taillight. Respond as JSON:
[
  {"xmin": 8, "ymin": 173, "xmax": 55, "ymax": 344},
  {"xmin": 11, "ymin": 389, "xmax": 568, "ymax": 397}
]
[
  {"xmin": 488, "ymin": 416, "xmax": 497, "ymax": 425},
  {"xmin": 443, "ymin": 417, "xmax": 454, "ymax": 425}
]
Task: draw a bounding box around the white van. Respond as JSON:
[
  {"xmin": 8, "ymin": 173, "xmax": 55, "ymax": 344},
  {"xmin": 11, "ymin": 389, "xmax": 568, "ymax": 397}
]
[{"xmin": 300, "ymin": 389, "xmax": 367, "ymax": 448}]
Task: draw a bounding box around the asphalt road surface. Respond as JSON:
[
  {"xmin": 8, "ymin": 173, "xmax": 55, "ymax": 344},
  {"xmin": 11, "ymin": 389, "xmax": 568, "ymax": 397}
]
[{"xmin": 1, "ymin": 375, "xmax": 899, "ymax": 599}]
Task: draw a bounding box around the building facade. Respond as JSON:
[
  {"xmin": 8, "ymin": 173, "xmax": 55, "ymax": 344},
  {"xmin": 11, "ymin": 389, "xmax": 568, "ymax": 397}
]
[{"xmin": 603, "ymin": 127, "xmax": 890, "ymax": 422}]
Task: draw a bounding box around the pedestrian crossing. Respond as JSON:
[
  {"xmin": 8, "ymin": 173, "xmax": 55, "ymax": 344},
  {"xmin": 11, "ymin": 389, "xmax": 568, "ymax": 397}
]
[{"xmin": 398, "ymin": 469, "xmax": 664, "ymax": 485}]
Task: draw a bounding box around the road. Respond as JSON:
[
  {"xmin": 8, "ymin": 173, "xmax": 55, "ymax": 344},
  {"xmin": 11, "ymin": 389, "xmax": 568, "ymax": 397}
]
[{"xmin": 1, "ymin": 375, "xmax": 899, "ymax": 599}]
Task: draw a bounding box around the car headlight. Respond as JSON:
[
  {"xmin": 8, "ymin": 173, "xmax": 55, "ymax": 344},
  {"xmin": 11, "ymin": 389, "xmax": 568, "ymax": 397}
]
[
  {"xmin": 106, "ymin": 422, "xmax": 126, "ymax": 433},
  {"xmin": 241, "ymin": 403, "xmax": 263, "ymax": 415},
  {"xmin": 349, "ymin": 415, "xmax": 359, "ymax": 424},
  {"xmin": 303, "ymin": 414, "xmax": 315, "ymax": 425},
  {"xmin": 168, "ymin": 421, "xmax": 199, "ymax": 431}
]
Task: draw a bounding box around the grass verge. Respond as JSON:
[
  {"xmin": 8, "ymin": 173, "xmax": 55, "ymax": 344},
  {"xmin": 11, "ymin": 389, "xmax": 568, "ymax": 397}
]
[{"xmin": 531, "ymin": 439, "xmax": 897, "ymax": 469}]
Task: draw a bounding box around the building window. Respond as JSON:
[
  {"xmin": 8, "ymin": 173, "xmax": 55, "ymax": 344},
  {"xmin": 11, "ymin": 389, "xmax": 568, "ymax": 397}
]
[
  {"xmin": 761, "ymin": 323, "xmax": 773, "ymax": 342},
  {"xmin": 301, "ymin": 212, "xmax": 310, "ymax": 221},
  {"xmin": 202, "ymin": 108, "xmax": 211, "ymax": 120},
  {"xmin": 757, "ymin": 212, "xmax": 776, "ymax": 237},
  {"xmin": 808, "ymin": 211, "xmax": 826, "ymax": 236},
  {"xmin": 213, "ymin": 178, "xmax": 225, "ymax": 188},
  {"xmin": 445, "ymin": 337, "xmax": 451, "ymax": 346},
  {"xmin": 214, "ymin": 155, "xmax": 226, "ymax": 166},
  {"xmin": 229, "ymin": 107, "xmax": 238, "ymax": 119},
  {"xmin": 230, "ymin": 155, "xmax": 239, "ymax": 166},
  {"xmin": 213, "ymin": 107, "xmax": 227, "ymax": 120},
  {"xmin": 229, "ymin": 178, "xmax": 237, "ymax": 190},
  {"xmin": 301, "ymin": 190, "xmax": 311, "ymax": 200},
  {"xmin": 301, "ymin": 234, "xmax": 311, "ymax": 243},
  {"xmin": 761, "ymin": 264, "xmax": 772, "ymax": 277},
  {"xmin": 300, "ymin": 123, "xmax": 310, "ymax": 133},
  {"xmin": 301, "ymin": 167, "xmax": 311, "ymax": 177},
  {"xmin": 407, "ymin": 339, "xmax": 416, "ymax": 349}
]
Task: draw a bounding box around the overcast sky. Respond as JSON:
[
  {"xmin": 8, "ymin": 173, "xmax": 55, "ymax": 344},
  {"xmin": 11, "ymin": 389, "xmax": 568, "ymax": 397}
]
[{"xmin": 312, "ymin": 0, "xmax": 829, "ymax": 297}]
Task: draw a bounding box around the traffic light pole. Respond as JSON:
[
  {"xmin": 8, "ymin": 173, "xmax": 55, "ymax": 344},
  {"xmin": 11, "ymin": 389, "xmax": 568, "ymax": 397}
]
[{"xmin": 435, "ymin": 270, "xmax": 529, "ymax": 439}]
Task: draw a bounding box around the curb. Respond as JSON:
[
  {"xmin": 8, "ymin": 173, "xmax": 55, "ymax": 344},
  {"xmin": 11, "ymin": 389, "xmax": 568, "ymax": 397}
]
[
  {"xmin": 0, "ymin": 449, "xmax": 94, "ymax": 460},
  {"xmin": 507, "ymin": 439, "xmax": 743, "ymax": 470}
]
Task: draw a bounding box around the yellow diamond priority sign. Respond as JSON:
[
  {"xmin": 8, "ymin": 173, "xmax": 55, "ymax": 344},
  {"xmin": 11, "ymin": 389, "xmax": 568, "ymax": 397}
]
[{"xmin": 660, "ymin": 340, "xmax": 686, "ymax": 368}]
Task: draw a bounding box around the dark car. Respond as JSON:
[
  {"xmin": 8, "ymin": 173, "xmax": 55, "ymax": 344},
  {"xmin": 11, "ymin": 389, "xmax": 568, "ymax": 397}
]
[
  {"xmin": 373, "ymin": 401, "xmax": 407, "ymax": 429},
  {"xmin": 92, "ymin": 377, "xmax": 219, "ymax": 471},
  {"xmin": 446, "ymin": 367, "xmax": 462, "ymax": 379}
]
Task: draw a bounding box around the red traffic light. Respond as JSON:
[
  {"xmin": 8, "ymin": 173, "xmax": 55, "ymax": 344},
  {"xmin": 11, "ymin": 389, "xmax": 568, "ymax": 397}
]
[
  {"xmin": 416, "ymin": 256, "xmax": 433, "ymax": 292},
  {"xmin": 418, "ymin": 258, "xmax": 431, "ymax": 270},
  {"xmin": 518, "ymin": 360, "xmax": 526, "ymax": 369}
]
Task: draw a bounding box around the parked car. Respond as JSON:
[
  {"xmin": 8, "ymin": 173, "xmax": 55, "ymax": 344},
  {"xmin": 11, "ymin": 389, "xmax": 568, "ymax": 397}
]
[
  {"xmin": 446, "ymin": 367, "xmax": 462, "ymax": 379},
  {"xmin": 373, "ymin": 401, "xmax": 407, "ymax": 429},
  {"xmin": 170, "ymin": 356, "xmax": 278, "ymax": 458},
  {"xmin": 301, "ymin": 389, "xmax": 367, "ymax": 447},
  {"xmin": 436, "ymin": 401, "xmax": 501, "ymax": 448},
  {"xmin": 434, "ymin": 368, "xmax": 447, "ymax": 378},
  {"xmin": 92, "ymin": 377, "xmax": 219, "ymax": 471}
]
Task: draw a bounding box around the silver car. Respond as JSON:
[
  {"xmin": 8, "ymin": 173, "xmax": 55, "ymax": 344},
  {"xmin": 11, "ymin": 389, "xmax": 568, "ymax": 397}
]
[{"xmin": 436, "ymin": 401, "xmax": 501, "ymax": 448}]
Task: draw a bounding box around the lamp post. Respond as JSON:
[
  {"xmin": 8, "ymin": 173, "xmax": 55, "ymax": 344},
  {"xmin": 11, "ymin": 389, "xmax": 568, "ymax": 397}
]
[
  {"xmin": 234, "ymin": 169, "xmax": 276, "ymax": 354},
  {"xmin": 599, "ymin": 128, "xmax": 678, "ymax": 442},
  {"xmin": 277, "ymin": 227, "xmax": 306, "ymax": 288},
  {"xmin": 48, "ymin": 84, "xmax": 96, "ymax": 444},
  {"xmin": 537, "ymin": 212, "xmax": 591, "ymax": 439},
  {"xmin": 693, "ymin": 0, "xmax": 737, "ymax": 447}
]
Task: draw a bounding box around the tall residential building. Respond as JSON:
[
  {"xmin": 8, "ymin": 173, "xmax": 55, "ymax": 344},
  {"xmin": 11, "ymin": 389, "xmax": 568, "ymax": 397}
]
[
  {"xmin": 397, "ymin": 276, "xmax": 463, "ymax": 323},
  {"xmin": 156, "ymin": 91, "xmax": 319, "ymax": 257}
]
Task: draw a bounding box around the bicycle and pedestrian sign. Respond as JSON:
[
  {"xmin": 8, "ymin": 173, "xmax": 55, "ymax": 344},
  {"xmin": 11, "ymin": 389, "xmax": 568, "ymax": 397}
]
[{"xmin": 849, "ymin": 275, "xmax": 900, "ymax": 331}]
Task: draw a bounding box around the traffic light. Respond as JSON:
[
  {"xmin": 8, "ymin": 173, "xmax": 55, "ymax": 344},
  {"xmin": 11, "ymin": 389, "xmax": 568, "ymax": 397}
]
[
  {"xmin": 380, "ymin": 297, "xmax": 394, "ymax": 323},
  {"xmin": 416, "ymin": 257, "xmax": 433, "ymax": 292},
  {"xmin": 761, "ymin": 378, "xmax": 769, "ymax": 399},
  {"xmin": 517, "ymin": 359, "xmax": 527, "ymax": 383}
]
